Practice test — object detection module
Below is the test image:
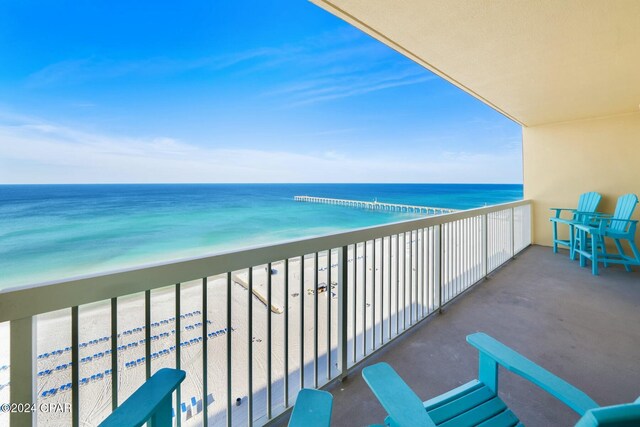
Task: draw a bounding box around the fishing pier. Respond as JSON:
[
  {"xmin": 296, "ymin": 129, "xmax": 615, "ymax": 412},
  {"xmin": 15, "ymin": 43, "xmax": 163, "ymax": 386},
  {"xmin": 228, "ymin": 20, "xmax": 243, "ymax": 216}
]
[{"xmin": 293, "ymin": 195, "xmax": 457, "ymax": 215}]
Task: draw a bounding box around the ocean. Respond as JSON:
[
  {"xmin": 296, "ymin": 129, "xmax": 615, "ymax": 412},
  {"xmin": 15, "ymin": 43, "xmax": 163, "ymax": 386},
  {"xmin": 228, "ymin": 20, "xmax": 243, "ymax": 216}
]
[{"xmin": 0, "ymin": 183, "xmax": 522, "ymax": 289}]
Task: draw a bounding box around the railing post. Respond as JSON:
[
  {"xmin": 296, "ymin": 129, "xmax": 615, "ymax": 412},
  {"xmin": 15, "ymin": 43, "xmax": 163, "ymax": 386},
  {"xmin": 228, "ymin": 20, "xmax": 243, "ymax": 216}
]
[
  {"xmin": 202, "ymin": 277, "xmax": 209, "ymax": 424},
  {"xmin": 226, "ymin": 274, "xmax": 232, "ymax": 427},
  {"xmin": 436, "ymin": 224, "xmax": 442, "ymax": 313},
  {"xmin": 10, "ymin": 316, "xmax": 36, "ymax": 427},
  {"xmin": 338, "ymin": 245, "xmax": 348, "ymax": 380},
  {"xmin": 266, "ymin": 263, "xmax": 273, "ymax": 419},
  {"xmin": 145, "ymin": 290, "xmax": 151, "ymax": 381},
  {"xmin": 175, "ymin": 284, "xmax": 182, "ymax": 427},
  {"xmin": 482, "ymin": 214, "xmax": 488, "ymax": 278},
  {"xmin": 111, "ymin": 298, "xmax": 118, "ymax": 412},
  {"xmin": 283, "ymin": 261, "xmax": 289, "ymax": 409},
  {"xmin": 528, "ymin": 203, "xmax": 533, "ymax": 246},
  {"xmin": 72, "ymin": 306, "xmax": 79, "ymax": 427},
  {"xmin": 247, "ymin": 267, "xmax": 253, "ymax": 427},
  {"xmin": 511, "ymin": 207, "xmax": 516, "ymax": 258}
]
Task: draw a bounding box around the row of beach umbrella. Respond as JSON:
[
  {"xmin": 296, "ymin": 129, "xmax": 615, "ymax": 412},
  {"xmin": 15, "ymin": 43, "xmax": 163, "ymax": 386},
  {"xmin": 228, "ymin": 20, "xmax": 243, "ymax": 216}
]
[
  {"xmin": 37, "ymin": 321, "xmax": 215, "ymax": 378},
  {"xmin": 36, "ymin": 310, "xmax": 202, "ymax": 361},
  {"xmin": 39, "ymin": 328, "xmax": 232, "ymax": 398}
]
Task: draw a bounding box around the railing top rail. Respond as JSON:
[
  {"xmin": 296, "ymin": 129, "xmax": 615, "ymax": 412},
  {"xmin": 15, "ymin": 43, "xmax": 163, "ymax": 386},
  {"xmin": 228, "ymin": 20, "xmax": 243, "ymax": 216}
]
[{"xmin": 0, "ymin": 199, "xmax": 531, "ymax": 322}]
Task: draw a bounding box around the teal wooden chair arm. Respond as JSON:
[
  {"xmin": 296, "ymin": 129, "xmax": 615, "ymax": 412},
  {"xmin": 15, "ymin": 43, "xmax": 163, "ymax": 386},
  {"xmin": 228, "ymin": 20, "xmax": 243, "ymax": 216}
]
[
  {"xmin": 289, "ymin": 389, "xmax": 333, "ymax": 427},
  {"xmin": 467, "ymin": 333, "xmax": 599, "ymax": 416},
  {"xmin": 362, "ymin": 363, "xmax": 436, "ymax": 427},
  {"xmin": 99, "ymin": 368, "xmax": 186, "ymax": 427},
  {"xmin": 575, "ymin": 401, "xmax": 640, "ymax": 427},
  {"xmin": 575, "ymin": 218, "xmax": 638, "ymax": 235},
  {"xmin": 572, "ymin": 211, "xmax": 610, "ymax": 224},
  {"xmin": 596, "ymin": 218, "xmax": 638, "ymax": 234},
  {"xmin": 549, "ymin": 207, "xmax": 577, "ymax": 216},
  {"xmin": 573, "ymin": 211, "xmax": 611, "ymax": 222},
  {"xmin": 549, "ymin": 208, "xmax": 581, "ymax": 224},
  {"xmin": 594, "ymin": 218, "xmax": 639, "ymax": 225},
  {"xmin": 573, "ymin": 211, "xmax": 610, "ymax": 216}
]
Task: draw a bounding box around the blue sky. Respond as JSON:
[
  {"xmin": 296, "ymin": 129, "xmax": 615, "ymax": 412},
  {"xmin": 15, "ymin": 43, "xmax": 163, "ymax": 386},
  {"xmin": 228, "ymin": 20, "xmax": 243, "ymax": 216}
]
[{"xmin": 0, "ymin": 1, "xmax": 522, "ymax": 184}]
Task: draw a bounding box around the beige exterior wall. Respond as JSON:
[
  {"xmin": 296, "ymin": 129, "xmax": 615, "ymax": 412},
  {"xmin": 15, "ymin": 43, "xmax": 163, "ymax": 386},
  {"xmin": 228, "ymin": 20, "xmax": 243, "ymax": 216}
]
[{"xmin": 523, "ymin": 112, "xmax": 640, "ymax": 247}]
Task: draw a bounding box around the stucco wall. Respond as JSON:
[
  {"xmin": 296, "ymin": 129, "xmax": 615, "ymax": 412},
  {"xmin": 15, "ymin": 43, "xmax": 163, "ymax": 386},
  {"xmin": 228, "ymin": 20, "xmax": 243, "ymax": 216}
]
[{"xmin": 523, "ymin": 112, "xmax": 640, "ymax": 247}]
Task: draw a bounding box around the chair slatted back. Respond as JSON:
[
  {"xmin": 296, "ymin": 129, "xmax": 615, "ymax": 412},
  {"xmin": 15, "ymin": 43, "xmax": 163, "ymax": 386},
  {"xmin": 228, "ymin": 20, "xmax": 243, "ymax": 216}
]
[
  {"xmin": 577, "ymin": 192, "xmax": 602, "ymax": 213},
  {"xmin": 611, "ymin": 194, "xmax": 638, "ymax": 232}
]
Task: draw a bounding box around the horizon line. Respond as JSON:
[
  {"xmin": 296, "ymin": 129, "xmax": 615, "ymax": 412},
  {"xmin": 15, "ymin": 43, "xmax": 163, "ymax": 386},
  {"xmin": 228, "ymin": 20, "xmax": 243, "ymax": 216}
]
[{"xmin": 0, "ymin": 181, "xmax": 524, "ymax": 186}]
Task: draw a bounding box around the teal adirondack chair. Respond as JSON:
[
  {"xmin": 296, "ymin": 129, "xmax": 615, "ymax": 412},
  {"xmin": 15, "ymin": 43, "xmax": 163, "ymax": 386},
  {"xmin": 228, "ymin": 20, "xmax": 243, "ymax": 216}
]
[
  {"xmin": 549, "ymin": 192, "xmax": 602, "ymax": 257},
  {"xmin": 289, "ymin": 388, "xmax": 333, "ymax": 427},
  {"xmin": 573, "ymin": 193, "xmax": 639, "ymax": 275},
  {"xmin": 99, "ymin": 368, "xmax": 185, "ymax": 427},
  {"xmin": 362, "ymin": 333, "xmax": 640, "ymax": 427}
]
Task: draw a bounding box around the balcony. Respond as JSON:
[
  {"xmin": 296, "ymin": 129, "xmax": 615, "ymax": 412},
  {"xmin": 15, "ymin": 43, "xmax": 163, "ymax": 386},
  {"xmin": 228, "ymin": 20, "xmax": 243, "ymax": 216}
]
[
  {"xmin": 321, "ymin": 244, "xmax": 640, "ymax": 427},
  {"xmin": 1, "ymin": 197, "xmax": 638, "ymax": 427},
  {"xmin": 1, "ymin": 200, "xmax": 532, "ymax": 426}
]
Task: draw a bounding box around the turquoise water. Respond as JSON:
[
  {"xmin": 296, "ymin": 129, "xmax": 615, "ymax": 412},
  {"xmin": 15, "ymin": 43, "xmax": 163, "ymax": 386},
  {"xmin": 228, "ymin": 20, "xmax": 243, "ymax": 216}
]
[{"xmin": 0, "ymin": 184, "xmax": 522, "ymax": 289}]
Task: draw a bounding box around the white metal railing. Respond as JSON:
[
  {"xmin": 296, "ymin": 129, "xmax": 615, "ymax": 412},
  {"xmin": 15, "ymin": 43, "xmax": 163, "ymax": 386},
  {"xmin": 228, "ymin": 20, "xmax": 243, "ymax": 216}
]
[{"xmin": 0, "ymin": 199, "xmax": 531, "ymax": 427}]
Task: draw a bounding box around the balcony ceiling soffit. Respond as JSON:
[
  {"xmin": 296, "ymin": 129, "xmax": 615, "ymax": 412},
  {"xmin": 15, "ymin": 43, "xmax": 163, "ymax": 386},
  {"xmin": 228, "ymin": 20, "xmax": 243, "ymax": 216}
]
[{"xmin": 310, "ymin": 0, "xmax": 640, "ymax": 127}]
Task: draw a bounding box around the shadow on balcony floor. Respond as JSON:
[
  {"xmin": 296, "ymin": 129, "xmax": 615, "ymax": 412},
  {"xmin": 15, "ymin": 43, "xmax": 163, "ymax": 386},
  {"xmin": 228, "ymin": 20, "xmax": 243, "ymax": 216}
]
[{"xmin": 318, "ymin": 245, "xmax": 639, "ymax": 427}]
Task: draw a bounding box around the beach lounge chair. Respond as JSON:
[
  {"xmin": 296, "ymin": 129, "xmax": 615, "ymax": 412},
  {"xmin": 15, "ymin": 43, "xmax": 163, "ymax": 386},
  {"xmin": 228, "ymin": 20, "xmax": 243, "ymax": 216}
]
[
  {"xmin": 362, "ymin": 333, "xmax": 640, "ymax": 427},
  {"xmin": 99, "ymin": 368, "xmax": 185, "ymax": 427},
  {"xmin": 573, "ymin": 193, "xmax": 639, "ymax": 275},
  {"xmin": 288, "ymin": 388, "xmax": 333, "ymax": 427},
  {"xmin": 549, "ymin": 192, "xmax": 601, "ymax": 257}
]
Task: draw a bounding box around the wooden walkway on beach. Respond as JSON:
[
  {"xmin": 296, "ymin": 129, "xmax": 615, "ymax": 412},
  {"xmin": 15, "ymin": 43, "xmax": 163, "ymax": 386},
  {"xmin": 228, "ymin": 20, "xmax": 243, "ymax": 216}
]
[
  {"xmin": 232, "ymin": 273, "xmax": 283, "ymax": 314},
  {"xmin": 294, "ymin": 195, "xmax": 457, "ymax": 215}
]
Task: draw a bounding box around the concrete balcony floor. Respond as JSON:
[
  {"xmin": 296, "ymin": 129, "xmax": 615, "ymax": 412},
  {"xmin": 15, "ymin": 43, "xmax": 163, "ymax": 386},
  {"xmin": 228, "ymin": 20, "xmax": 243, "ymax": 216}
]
[{"xmin": 321, "ymin": 245, "xmax": 640, "ymax": 426}]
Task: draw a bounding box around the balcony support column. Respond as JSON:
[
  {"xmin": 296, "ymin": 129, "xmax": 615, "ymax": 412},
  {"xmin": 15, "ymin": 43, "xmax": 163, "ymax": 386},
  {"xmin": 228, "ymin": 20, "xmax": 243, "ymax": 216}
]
[
  {"xmin": 511, "ymin": 207, "xmax": 516, "ymax": 258},
  {"xmin": 338, "ymin": 245, "xmax": 348, "ymax": 380},
  {"xmin": 482, "ymin": 214, "xmax": 488, "ymax": 278},
  {"xmin": 436, "ymin": 224, "xmax": 442, "ymax": 313},
  {"xmin": 10, "ymin": 315, "xmax": 36, "ymax": 427}
]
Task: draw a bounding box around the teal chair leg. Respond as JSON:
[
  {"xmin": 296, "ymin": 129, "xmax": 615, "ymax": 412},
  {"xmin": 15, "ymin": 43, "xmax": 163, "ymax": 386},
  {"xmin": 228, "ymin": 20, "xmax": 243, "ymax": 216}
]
[
  {"xmin": 552, "ymin": 221, "xmax": 559, "ymax": 253},
  {"xmin": 600, "ymin": 236, "xmax": 608, "ymax": 268},
  {"xmin": 613, "ymin": 239, "xmax": 632, "ymax": 272},
  {"xmin": 590, "ymin": 234, "xmax": 599, "ymax": 275},
  {"xmin": 579, "ymin": 229, "xmax": 587, "ymax": 268},
  {"xmin": 569, "ymin": 224, "xmax": 576, "ymax": 259},
  {"xmin": 630, "ymin": 240, "xmax": 640, "ymax": 267}
]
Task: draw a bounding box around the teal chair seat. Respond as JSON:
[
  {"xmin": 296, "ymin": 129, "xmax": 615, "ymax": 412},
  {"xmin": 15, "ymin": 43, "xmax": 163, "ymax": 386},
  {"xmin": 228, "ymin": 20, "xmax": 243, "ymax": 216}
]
[
  {"xmin": 363, "ymin": 333, "xmax": 640, "ymax": 427},
  {"xmin": 422, "ymin": 380, "xmax": 518, "ymax": 426}
]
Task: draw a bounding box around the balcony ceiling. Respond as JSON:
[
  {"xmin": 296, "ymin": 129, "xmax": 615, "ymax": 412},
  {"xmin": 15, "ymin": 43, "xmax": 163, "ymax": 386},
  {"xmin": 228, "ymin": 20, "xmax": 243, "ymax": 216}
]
[{"xmin": 310, "ymin": 0, "xmax": 640, "ymax": 127}]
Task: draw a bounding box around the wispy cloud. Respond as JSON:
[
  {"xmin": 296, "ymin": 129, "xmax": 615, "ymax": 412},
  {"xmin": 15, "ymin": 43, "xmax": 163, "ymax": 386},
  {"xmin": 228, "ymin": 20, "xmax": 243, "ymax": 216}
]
[
  {"xmin": 23, "ymin": 30, "xmax": 363, "ymax": 87},
  {"xmin": 286, "ymin": 74, "xmax": 435, "ymax": 107},
  {"xmin": 25, "ymin": 50, "xmax": 279, "ymax": 87},
  {"xmin": 253, "ymin": 30, "xmax": 437, "ymax": 106},
  {"xmin": 24, "ymin": 25, "xmax": 434, "ymax": 107},
  {"xmin": 0, "ymin": 112, "xmax": 522, "ymax": 184}
]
